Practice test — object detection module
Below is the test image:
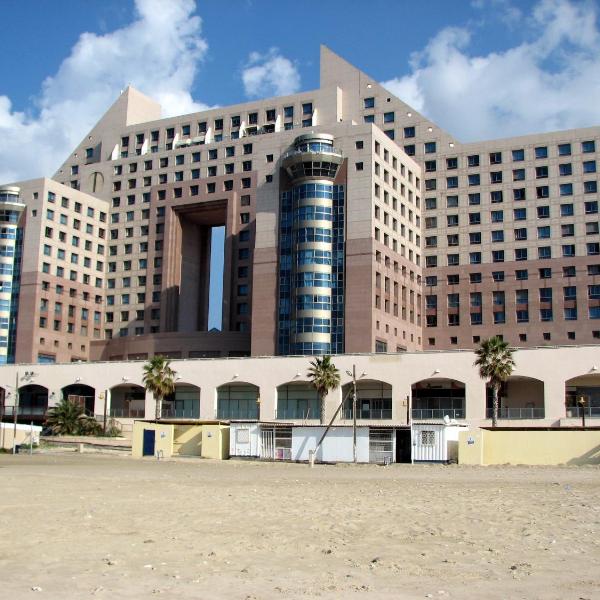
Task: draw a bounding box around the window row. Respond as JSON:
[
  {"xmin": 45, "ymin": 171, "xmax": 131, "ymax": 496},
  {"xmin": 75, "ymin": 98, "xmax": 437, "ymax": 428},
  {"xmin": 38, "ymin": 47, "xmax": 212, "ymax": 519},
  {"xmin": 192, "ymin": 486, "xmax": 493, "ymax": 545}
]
[
  {"xmin": 46, "ymin": 192, "xmax": 107, "ymax": 222},
  {"xmin": 424, "ymin": 264, "xmax": 600, "ymax": 286},
  {"xmin": 425, "ymin": 177, "xmax": 597, "ymax": 195},
  {"xmin": 425, "ymin": 202, "xmax": 599, "ymax": 227},
  {"xmin": 425, "ymin": 243, "xmax": 600, "ymax": 267},
  {"xmin": 426, "ymin": 306, "xmax": 600, "ymax": 327}
]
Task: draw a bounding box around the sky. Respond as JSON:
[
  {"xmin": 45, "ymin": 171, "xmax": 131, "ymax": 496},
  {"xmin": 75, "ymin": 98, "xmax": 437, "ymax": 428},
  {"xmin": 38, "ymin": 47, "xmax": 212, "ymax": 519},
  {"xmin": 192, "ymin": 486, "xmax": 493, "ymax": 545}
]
[
  {"xmin": 1, "ymin": 0, "xmax": 599, "ymax": 183},
  {"xmin": 0, "ymin": 0, "xmax": 599, "ymax": 328}
]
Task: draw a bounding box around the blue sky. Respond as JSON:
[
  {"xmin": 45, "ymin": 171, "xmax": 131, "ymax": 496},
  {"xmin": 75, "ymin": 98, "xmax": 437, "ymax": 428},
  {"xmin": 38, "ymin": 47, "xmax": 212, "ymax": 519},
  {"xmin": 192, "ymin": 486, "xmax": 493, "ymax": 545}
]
[
  {"xmin": 0, "ymin": 0, "xmax": 599, "ymax": 328},
  {"xmin": 2, "ymin": 0, "xmax": 532, "ymax": 112},
  {"xmin": 1, "ymin": 0, "xmax": 599, "ymax": 185}
]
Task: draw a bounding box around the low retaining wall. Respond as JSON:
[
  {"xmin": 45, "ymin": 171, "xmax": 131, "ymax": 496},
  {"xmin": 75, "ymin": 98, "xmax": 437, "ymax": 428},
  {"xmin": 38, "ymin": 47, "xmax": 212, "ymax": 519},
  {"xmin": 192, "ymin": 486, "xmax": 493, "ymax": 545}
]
[
  {"xmin": 459, "ymin": 428, "xmax": 600, "ymax": 465},
  {"xmin": 41, "ymin": 435, "xmax": 131, "ymax": 448}
]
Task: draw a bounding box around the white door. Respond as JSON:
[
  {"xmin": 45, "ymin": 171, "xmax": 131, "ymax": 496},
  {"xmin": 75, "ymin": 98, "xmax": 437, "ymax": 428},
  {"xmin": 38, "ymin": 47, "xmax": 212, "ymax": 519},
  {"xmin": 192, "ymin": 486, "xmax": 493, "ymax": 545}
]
[{"xmin": 260, "ymin": 428, "xmax": 274, "ymax": 459}]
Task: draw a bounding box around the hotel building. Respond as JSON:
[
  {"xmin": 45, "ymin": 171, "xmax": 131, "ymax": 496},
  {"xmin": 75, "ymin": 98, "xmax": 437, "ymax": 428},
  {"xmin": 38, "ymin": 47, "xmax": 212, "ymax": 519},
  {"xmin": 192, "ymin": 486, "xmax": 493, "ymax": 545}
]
[{"xmin": 0, "ymin": 46, "xmax": 598, "ymax": 366}]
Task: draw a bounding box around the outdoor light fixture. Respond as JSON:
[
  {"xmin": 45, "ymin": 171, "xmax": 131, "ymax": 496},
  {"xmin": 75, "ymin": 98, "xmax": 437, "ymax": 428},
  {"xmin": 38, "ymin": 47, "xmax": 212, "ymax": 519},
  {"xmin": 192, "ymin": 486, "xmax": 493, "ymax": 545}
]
[
  {"xmin": 122, "ymin": 376, "xmax": 129, "ymax": 382},
  {"xmin": 75, "ymin": 377, "xmax": 81, "ymax": 383},
  {"xmin": 433, "ymin": 369, "xmax": 440, "ymax": 374},
  {"xmin": 360, "ymin": 371, "xmax": 367, "ymax": 378},
  {"xmin": 295, "ymin": 371, "xmax": 302, "ymax": 378},
  {"xmin": 592, "ymin": 365, "xmax": 598, "ymax": 371},
  {"xmin": 232, "ymin": 373, "xmax": 239, "ymax": 379},
  {"xmin": 175, "ymin": 375, "xmax": 182, "ymax": 381}
]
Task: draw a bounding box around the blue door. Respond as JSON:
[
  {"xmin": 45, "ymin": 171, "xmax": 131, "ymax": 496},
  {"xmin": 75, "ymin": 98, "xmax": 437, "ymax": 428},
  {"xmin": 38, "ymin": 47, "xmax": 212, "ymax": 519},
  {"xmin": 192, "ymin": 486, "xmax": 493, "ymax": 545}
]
[{"xmin": 142, "ymin": 429, "xmax": 155, "ymax": 456}]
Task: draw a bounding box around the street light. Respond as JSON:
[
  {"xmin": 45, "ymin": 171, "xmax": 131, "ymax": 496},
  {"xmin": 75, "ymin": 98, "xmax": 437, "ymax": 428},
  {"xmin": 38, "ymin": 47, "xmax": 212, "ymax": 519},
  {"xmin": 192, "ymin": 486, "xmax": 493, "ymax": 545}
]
[
  {"xmin": 578, "ymin": 395, "xmax": 588, "ymax": 428},
  {"xmin": 12, "ymin": 370, "xmax": 36, "ymax": 454},
  {"xmin": 345, "ymin": 365, "xmax": 367, "ymax": 464}
]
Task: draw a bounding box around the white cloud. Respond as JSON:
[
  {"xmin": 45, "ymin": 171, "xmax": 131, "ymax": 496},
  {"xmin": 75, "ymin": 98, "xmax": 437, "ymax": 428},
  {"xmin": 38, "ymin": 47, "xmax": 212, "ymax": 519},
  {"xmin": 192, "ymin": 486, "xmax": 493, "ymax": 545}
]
[
  {"xmin": 242, "ymin": 48, "xmax": 301, "ymax": 99},
  {"xmin": 382, "ymin": 0, "xmax": 600, "ymax": 141},
  {"xmin": 0, "ymin": 0, "xmax": 209, "ymax": 183}
]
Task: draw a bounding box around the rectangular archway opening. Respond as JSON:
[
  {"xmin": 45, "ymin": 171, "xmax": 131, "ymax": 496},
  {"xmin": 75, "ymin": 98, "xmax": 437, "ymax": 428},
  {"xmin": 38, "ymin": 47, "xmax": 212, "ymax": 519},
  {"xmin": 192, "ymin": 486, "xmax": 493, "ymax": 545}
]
[{"xmin": 174, "ymin": 201, "xmax": 227, "ymax": 333}]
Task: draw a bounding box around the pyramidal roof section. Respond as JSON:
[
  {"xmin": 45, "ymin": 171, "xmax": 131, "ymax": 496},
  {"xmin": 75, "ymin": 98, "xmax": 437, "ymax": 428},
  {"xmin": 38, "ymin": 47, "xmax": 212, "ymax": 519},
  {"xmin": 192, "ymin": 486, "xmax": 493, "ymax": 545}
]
[
  {"xmin": 319, "ymin": 45, "xmax": 456, "ymax": 144},
  {"xmin": 95, "ymin": 85, "xmax": 162, "ymax": 131},
  {"xmin": 53, "ymin": 86, "xmax": 162, "ymax": 180}
]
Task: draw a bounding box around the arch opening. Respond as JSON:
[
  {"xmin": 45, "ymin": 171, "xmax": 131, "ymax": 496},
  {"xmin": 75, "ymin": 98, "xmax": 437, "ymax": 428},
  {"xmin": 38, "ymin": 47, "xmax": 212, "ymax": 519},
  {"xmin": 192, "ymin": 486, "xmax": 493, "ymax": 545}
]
[
  {"xmin": 565, "ymin": 374, "xmax": 600, "ymax": 419},
  {"xmin": 217, "ymin": 383, "xmax": 259, "ymax": 420},
  {"xmin": 486, "ymin": 376, "xmax": 544, "ymax": 420},
  {"xmin": 342, "ymin": 380, "xmax": 392, "ymax": 420},
  {"xmin": 276, "ymin": 382, "xmax": 319, "ymax": 420},
  {"xmin": 411, "ymin": 379, "xmax": 465, "ymax": 420},
  {"xmin": 162, "ymin": 383, "xmax": 200, "ymax": 419},
  {"xmin": 109, "ymin": 384, "xmax": 145, "ymax": 419},
  {"xmin": 61, "ymin": 384, "xmax": 95, "ymax": 415},
  {"xmin": 16, "ymin": 384, "xmax": 49, "ymax": 423}
]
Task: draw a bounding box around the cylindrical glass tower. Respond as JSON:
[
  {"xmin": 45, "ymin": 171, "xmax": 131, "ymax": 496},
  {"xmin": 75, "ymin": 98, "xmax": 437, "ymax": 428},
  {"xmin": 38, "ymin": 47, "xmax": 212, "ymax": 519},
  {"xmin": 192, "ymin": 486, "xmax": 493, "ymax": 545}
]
[
  {"xmin": 0, "ymin": 186, "xmax": 25, "ymax": 364},
  {"xmin": 281, "ymin": 134, "xmax": 343, "ymax": 355}
]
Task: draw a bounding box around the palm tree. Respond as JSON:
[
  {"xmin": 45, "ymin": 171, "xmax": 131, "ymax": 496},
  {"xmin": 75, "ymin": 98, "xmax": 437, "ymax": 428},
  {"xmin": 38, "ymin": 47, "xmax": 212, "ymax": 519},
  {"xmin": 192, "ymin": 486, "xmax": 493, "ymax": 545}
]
[
  {"xmin": 142, "ymin": 356, "xmax": 176, "ymax": 420},
  {"xmin": 45, "ymin": 397, "xmax": 102, "ymax": 436},
  {"xmin": 474, "ymin": 337, "xmax": 516, "ymax": 427},
  {"xmin": 307, "ymin": 355, "xmax": 340, "ymax": 424}
]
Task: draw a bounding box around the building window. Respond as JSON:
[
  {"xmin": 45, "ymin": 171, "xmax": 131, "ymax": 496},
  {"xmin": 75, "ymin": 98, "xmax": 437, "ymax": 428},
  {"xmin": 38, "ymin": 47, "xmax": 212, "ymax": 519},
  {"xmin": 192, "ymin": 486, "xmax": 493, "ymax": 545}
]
[{"xmin": 582, "ymin": 140, "xmax": 596, "ymax": 153}]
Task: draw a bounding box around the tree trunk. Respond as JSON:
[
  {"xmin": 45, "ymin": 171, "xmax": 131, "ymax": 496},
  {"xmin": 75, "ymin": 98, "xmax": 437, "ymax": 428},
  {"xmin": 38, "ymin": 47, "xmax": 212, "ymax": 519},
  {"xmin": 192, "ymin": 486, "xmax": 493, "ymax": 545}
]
[
  {"xmin": 492, "ymin": 385, "xmax": 499, "ymax": 428},
  {"xmin": 320, "ymin": 393, "xmax": 326, "ymax": 425},
  {"xmin": 155, "ymin": 395, "xmax": 162, "ymax": 421}
]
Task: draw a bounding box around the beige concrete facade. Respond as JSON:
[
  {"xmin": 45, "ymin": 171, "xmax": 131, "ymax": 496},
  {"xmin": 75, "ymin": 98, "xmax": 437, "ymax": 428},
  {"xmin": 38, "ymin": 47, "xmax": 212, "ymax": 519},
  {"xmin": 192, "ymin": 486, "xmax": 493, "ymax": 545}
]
[
  {"xmin": 0, "ymin": 46, "xmax": 597, "ymax": 364},
  {"xmin": 0, "ymin": 345, "xmax": 598, "ymax": 428}
]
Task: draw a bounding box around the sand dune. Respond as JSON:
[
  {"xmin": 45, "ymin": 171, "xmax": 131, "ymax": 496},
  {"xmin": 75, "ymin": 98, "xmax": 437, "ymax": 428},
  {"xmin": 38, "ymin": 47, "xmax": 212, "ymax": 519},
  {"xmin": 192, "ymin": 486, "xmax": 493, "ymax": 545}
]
[{"xmin": 0, "ymin": 454, "xmax": 599, "ymax": 599}]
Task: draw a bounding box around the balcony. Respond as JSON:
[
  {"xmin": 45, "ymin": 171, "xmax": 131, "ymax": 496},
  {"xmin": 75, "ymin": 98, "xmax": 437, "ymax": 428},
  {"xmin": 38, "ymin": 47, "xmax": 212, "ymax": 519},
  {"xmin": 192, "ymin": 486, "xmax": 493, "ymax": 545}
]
[
  {"xmin": 412, "ymin": 408, "xmax": 465, "ymax": 420},
  {"xmin": 3, "ymin": 406, "xmax": 48, "ymax": 418},
  {"xmin": 215, "ymin": 407, "xmax": 259, "ymax": 420},
  {"xmin": 275, "ymin": 408, "xmax": 318, "ymax": 421},
  {"xmin": 160, "ymin": 407, "xmax": 199, "ymax": 419},
  {"xmin": 109, "ymin": 408, "xmax": 145, "ymax": 418},
  {"xmin": 486, "ymin": 407, "xmax": 545, "ymax": 419},
  {"xmin": 565, "ymin": 406, "xmax": 600, "ymax": 418},
  {"xmin": 341, "ymin": 408, "xmax": 392, "ymax": 420}
]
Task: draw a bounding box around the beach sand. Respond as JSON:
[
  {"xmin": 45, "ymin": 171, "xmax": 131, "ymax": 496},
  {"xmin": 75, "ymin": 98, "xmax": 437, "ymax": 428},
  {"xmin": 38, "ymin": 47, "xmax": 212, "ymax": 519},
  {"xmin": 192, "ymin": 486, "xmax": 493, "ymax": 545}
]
[{"xmin": 0, "ymin": 453, "xmax": 599, "ymax": 599}]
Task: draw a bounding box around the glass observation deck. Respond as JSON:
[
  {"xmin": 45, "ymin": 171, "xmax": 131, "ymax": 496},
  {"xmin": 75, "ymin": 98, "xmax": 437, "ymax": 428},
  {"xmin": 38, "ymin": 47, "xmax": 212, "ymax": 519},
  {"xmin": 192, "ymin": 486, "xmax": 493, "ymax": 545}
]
[{"xmin": 282, "ymin": 134, "xmax": 343, "ymax": 182}]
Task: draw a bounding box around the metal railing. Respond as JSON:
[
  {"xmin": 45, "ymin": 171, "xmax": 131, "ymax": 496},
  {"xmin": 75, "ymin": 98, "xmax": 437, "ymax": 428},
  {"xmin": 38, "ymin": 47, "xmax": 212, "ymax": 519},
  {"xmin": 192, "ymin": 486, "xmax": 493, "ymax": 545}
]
[
  {"xmin": 109, "ymin": 408, "xmax": 145, "ymax": 418},
  {"xmin": 282, "ymin": 146, "xmax": 343, "ymax": 162},
  {"xmin": 412, "ymin": 408, "xmax": 465, "ymax": 420},
  {"xmin": 565, "ymin": 406, "xmax": 600, "ymax": 418},
  {"xmin": 215, "ymin": 409, "xmax": 259, "ymax": 420},
  {"xmin": 3, "ymin": 406, "xmax": 47, "ymax": 417},
  {"xmin": 341, "ymin": 408, "xmax": 393, "ymax": 420},
  {"xmin": 274, "ymin": 409, "xmax": 318, "ymax": 420},
  {"xmin": 486, "ymin": 407, "xmax": 545, "ymax": 419},
  {"xmin": 160, "ymin": 408, "xmax": 200, "ymax": 419}
]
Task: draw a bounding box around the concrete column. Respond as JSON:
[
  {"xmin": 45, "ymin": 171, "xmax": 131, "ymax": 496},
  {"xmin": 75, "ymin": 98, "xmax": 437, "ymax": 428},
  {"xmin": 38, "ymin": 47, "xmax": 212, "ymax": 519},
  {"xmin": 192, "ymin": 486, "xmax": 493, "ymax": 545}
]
[
  {"xmin": 465, "ymin": 378, "xmax": 487, "ymax": 421},
  {"xmin": 144, "ymin": 391, "xmax": 155, "ymax": 420},
  {"xmin": 394, "ymin": 386, "xmax": 411, "ymax": 425},
  {"xmin": 200, "ymin": 385, "xmax": 217, "ymax": 420},
  {"xmin": 324, "ymin": 387, "xmax": 343, "ymax": 423},
  {"xmin": 543, "ymin": 376, "xmax": 567, "ymax": 423},
  {"xmin": 259, "ymin": 386, "xmax": 276, "ymax": 422},
  {"xmin": 94, "ymin": 389, "xmax": 110, "ymax": 419}
]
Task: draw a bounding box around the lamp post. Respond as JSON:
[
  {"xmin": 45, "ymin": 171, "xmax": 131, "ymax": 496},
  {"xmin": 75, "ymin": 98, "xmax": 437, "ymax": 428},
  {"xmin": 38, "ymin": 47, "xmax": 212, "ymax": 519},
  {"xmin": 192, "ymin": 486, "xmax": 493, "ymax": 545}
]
[
  {"xmin": 345, "ymin": 365, "xmax": 367, "ymax": 464},
  {"xmin": 12, "ymin": 370, "xmax": 35, "ymax": 453},
  {"xmin": 578, "ymin": 395, "xmax": 587, "ymax": 428},
  {"xmin": 12, "ymin": 371, "xmax": 19, "ymax": 454}
]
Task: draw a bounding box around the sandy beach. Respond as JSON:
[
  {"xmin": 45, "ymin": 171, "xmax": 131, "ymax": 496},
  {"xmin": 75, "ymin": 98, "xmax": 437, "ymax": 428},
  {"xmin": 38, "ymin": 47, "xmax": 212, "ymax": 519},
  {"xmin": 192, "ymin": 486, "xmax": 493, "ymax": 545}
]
[{"xmin": 0, "ymin": 453, "xmax": 599, "ymax": 599}]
